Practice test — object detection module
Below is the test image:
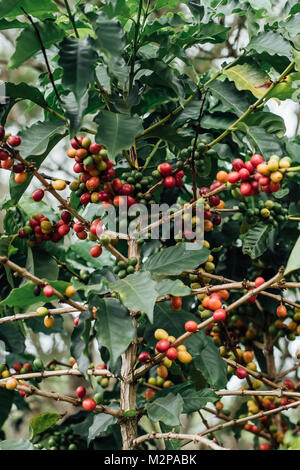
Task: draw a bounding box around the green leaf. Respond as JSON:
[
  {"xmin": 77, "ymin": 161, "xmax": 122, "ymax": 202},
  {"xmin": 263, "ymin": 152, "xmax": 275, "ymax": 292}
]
[
  {"xmin": 238, "ymin": 124, "xmax": 283, "ymax": 159},
  {"xmin": 244, "ymin": 111, "xmax": 286, "ymax": 136},
  {"xmin": 293, "ymin": 49, "xmax": 300, "ymax": 72},
  {"xmin": 190, "ymin": 331, "xmax": 227, "ymax": 389},
  {"xmin": 4, "ymin": 0, "xmax": 59, "ymax": 19},
  {"xmin": 224, "ymin": 63, "xmax": 271, "ymax": 98},
  {"xmin": 58, "ymin": 37, "xmax": 98, "ymax": 101},
  {"xmin": 68, "ymin": 241, "xmax": 113, "ymax": 270},
  {"xmin": 181, "ymin": 387, "xmax": 218, "ymax": 414},
  {"xmin": 208, "ymin": 79, "xmax": 250, "ymax": 116},
  {"xmin": 155, "ymin": 279, "xmax": 191, "ymax": 297},
  {"xmin": 29, "ymin": 412, "xmax": 61, "ymax": 440},
  {"xmin": 111, "ymin": 271, "xmax": 158, "ymax": 322},
  {"xmin": 19, "ymin": 196, "xmax": 57, "ymax": 221},
  {"xmin": 94, "ymin": 110, "xmax": 143, "ymax": 160},
  {"xmin": 70, "ymin": 310, "xmax": 91, "ymax": 379},
  {"xmin": 87, "ymin": 413, "xmax": 118, "ymax": 444},
  {"xmin": 94, "ymin": 13, "xmax": 125, "ymax": 57},
  {"xmin": 0, "ymin": 389, "xmax": 13, "ymax": 427},
  {"xmin": 9, "ymin": 20, "xmax": 65, "ymax": 69},
  {"xmin": 0, "ymin": 0, "xmax": 23, "ymax": 16},
  {"xmin": 242, "ymin": 222, "xmax": 273, "ymax": 259},
  {"xmin": 284, "ymin": 235, "xmax": 300, "ymax": 276},
  {"xmin": 143, "ymin": 243, "xmax": 209, "ymax": 276},
  {"xmin": 1, "ymin": 82, "xmax": 48, "ymax": 109},
  {"xmin": 17, "ymin": 120, "xmax": 66, "ymax": 158},
  {"xmin": 0, "ymin": 281, "xmax": 70, "ymax": 308},
  {"xmin": 102, "ymin": 0, "xmax": 130, "ymax": 19},
  {"xmin": 9, "ymin": 125, "xmax": 66, "ymax": 205},
  {"xmin": 0, "ymin": 439, "xmax": 37, "ymax": 450},
  {"xmin": 94, "ymin": 298, "xmax": 135, "ymax": 366},
  {"xmin": 146, "ymin": 393, "xmax": 183, "ymax": 427},
  {"xmin": 245, "ymin": 31, "xmax": 292, "ymax": 58},
  {"xmin": 0, "ymin": 323, "xmax": 25, "ymax": 353},
  {"xmin": 62, "ymin": 92, "xmax": 89, "ymax": 137},
  {"xmin": 0, "ymin": 19, "xmax": 26, "ymax": 30}
]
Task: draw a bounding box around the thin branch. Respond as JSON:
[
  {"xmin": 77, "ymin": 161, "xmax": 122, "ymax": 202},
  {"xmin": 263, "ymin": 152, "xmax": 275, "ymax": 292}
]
[
  {"xmin": 132, "ymin": 432, "xmax": 228, "ymax": 450},
  {"xmin": 63, "ymin": 0, "xmax": 79, "ymax": 38},
  {"xmin": 21, "ymin": 8, "xmax": 61, "ymax": 103},
  {"xmin": 0, "ymin": 306, "xmax": 81, "ymax": 325}
]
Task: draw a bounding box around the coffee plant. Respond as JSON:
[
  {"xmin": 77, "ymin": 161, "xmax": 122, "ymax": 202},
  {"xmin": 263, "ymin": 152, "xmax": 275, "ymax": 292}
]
[{"xmin": 0, "ymin": 0, "xmax": 300, "ymax": 452}]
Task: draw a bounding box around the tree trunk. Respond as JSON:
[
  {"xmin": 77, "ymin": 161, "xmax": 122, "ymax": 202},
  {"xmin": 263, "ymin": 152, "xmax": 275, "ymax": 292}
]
[{"xmin": 120, "ymin": 239, "xmax": 140, "ymax": 450}]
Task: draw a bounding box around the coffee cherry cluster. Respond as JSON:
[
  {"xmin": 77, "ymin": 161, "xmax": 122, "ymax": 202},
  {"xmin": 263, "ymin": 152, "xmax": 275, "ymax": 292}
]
[
  {"xmin": 154, "ymin": 162, "xmax": 185, "ymax": 189},
  {"xmin": 112, "ymin": 257, "xmax": 138, "ymax": 278},
  {"xmin": 116, "ymin": 169, "xmax": 155, "ymax": 206},
  {"xmin": 239, "ymin": 200, "xmax": 288, "ymax": 228},
  {"xmin": 218, "ymin": 153, "xmax": 292, "ymax": 197},
  {"xmin": 18, "ymin": 211, "xmax": 72, "ymax": 247},
  {"xmin": 177, "ymin": 138, "xmax": 217, "ymax": 172},
  {"xmin": 154, "ymin": 328, "xmax": 192, "ymax": 363},
  {"xmin": 198, "ymin": 184, "xmax": 226, "ymax": 232},
  {"xmin": 67, "ymin": 136, "xmax": 117, "ymax": 206},
  {"xmin": 34, "ymin": 425, "xmax": 83, "ymax": 451},
  {"xmin": 0, "ymin": 125, "xmax": 25, "ymax": 182}
]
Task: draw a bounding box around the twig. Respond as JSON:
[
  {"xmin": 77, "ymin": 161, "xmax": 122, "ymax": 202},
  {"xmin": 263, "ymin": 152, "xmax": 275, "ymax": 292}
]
[
  {"xmin": 0, "ymin": 306, "xmax": 81, "ymax": 325},
  {"xmin": 63, "ymin": 0, "xmax": 79, "ymax": 38},
  {"xmin": 132, "ymin": 432, "xmax": 228, "ymax": 450},
  {"xmin": 21, "ymin": 8, "xmax": 61, "ymax": 103}
]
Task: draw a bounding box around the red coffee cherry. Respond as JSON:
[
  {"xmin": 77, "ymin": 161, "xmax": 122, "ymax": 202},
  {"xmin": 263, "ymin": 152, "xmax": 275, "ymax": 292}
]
[
  {"xmin": 76, "ymin": 386, "xmax": 86, "ymax": 399},
  {"xmin": 171, "ymin": 296, "xmax": 182, "ymax": 311},
  {"xmin": 61, "ymin": 211, "xmax": 71, "ymax": 224},
  {"xmin": 80, "ymin": 193, "xmax": 91, "ymax": 205},
  {"xmin": 58, "ymin": 224, "xmax": 70, "ymax": 237},
  {"xmin": 227, "ymin": 171, "xmax": 240, "ymax": 183},
  {"xmin": 0, "ymin": 150, "xmax": 9, "ymax": 161},
  {"xmin": 276, "ymin": 305, "xmax": 287, "ymax": 318},
  {"xmin": 232, "ymin": 158, "xmax": 245, "ymax": 171},
  {"xmin": 240, "ymin": 182, "xmax": 252, "ymax": 196},
  {"xmin": 239, "ymin": 168, "xmax": 250, "ymax": 181},
  {"xmin": 156, "ymin": 339, "xmax": 170, "ymax": 353},
  {"xmin": 90, "ymin": 245, "xmax": 102, "ymax": 258},
  {"xmin": 185, "ymin": 321, "xmax": 198, "ymax": 332},
  {"xmin": 7, "ymin": 135, "xmax": 21, "ymax": 147},
  {"xmin": 213, "ymin": 309, "xmax": 226, "ymax": 322},
  {"xmin": 254, "ymin": 277, "xmax": 265, "ymax": 288},
  {"xmin": 260, "ymin": 443, "xmax": 271, "ymax": 451},
  {"xmin": 138, "ymin": 351, "xmax": 151, "ymax": 363},
  {"xmin": 32, "ymin": 189, "xmax": 45, "ymax": 202},
  {"xmin": 236, "ymin": 367, "xmax": 248, "ymax": 379},
  {"xmin": 43, "ymin": 284, "xmax": 54, "ymax": 297},
  {"xmin": 74, "ymin": 316, "xmax": 79, "ymax": 326},
  {"xmin": 164, "ymin": 176, "xmax": 176, "ymax": 188},
  {"xmin": 250, "ymin": 153, "xmax": 264, "ymax": 167},
  {"xmin": 89, "ymin": 143, "xmax": 102, "ymax": 154},
  {"xmin": 166, "ymin": 347, "xmax": 178, "ymax": 360},
  {"xmin": 82, "ymin": 398, "xmax": 96, "ymax": 411},
  {"xmin": 158, "ymin": 162, "xmax": 172, "ymax": 177}
]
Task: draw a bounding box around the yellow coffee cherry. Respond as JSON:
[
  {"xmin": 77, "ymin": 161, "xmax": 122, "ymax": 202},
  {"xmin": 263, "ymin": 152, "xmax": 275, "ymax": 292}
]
[
  {"xmin": 157, "ymin": 365, "xmax": 168, "ymax": 379},
  {"xmin": 36, "ymin": 306, "xmax": 49, "ymax": 316},
  {"xmin": 227, "ymin": 365, "xmax": 234, "ymax": 374},
  {"xmin": 65, "ymin": 286, "xmax": 77, "ymax": 297},
  {"xmin": 163, "ymin": 380, "xmax": 173, "ymax": 388},
  {"xmin": 168, "ymin": 336, "xmax": 176, "ymax": 343},
  {"xmin": 154, "ymin": 329, "xmax": 169, "ymax": 340},
  {"xmin": 236, "ymin": 348, "xmax": 243, "ymax": 359},
  {"xmin": 246, "ymin": 361, "xmax": 257, "ymax": 371},
  {"xmin": 202, "ymin": 240, "xmax": 210, "ymax": 249},
  {"xmin": 2, "ymin": 370, "xmax": 10, "ymax": 378},
  {"xmin": 197, "ymin": 293, "xmax": 206, "ymax": 301},
  {"xmin": 207, "ymin": 254, "xmax": 214, "ymax": 262},
  {"xmin": 270, "ymin": 171, "xmax": 283, "ymax": 183},
  {"xmin": 148, "ymin": 377, "xmax": 157, "ymax": 385},
  {"xmin": 44, "ymin": 315, "xmax": 55, "ymax": 328},
  {"xmin": 52, "ymin": 179, "xmax": 67, "ymax": 191},
  {"xmin": 177, "ymin": 345, "xmax": 186, "ymax": 352},
  {"xmin": 91, "ymin": 192, "xmax": 99, "ymax": 203},
  {"xmin": 162, "ymin": 357, "xmax": 172, "ymax": 368},
  {"xmin": 177, "ymin": 350, "xmax": 192, "ymax": 363},
  {"xmin": 279, "ymin": 157, "xmax": 291, "ymax": 169},
  {"xmin": 6, "ymin": 378, "xmax": 18, "ymax": 390},
  {"xmin": 267, "ymin": 159, "xmax": 279, "ymax": 171}
]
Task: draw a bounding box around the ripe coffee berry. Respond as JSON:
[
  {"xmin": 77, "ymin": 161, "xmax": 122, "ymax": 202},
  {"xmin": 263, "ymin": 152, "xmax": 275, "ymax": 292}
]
[
  {"xmin": 164, "ymin": 176, "xmax": 176, "ymax": 188},
  {"xmin": 171, "ymin": 296, "xmax": 182, "ymax": 311},
  {"xmin": 213, "ymin": 309, "xmax": 226, "ymax": 322},
  {"xmin": 166, "ymin": 347, "xmax": 178, "ymax": 360},
  {"xmin": 138, "ymin": 351, "xmax": 151, "ymax": 363},
  {"xmin": 90, "ymin": 245, "xmax": 102, "ymax": 258},
  {"xmin": 240, "ymin": 182, "xmax": 252, "ymax": 196},
  {"xmin": 76, "ymin": 386, "xmax": 86, "ymax": 399},
  {"xmin": 7, "ymin": 135, "xmax": 21, "ymax": 147},
  {"xmin": 236, "ymin": 367, "xmax": 248, "ymax": 379},
  {"xmin": 158, "ymin": 162, "xmax": 172, "ymax": 177},
  {"xmin": 32, "ymin": 189, "xmax": 45, "ymax": 202},
  {"xmin": 185, "ymin": 321, "xmax": 198, "ymax": 332},
  {"xmin": 276, "ymin": 305, "xmax": 287, "ymax": 318},
  {"xmin": 232, "ymin": 158, "xmax": 244, "ymax": 171},
  {"xmin": 254, "ymin": 277, "xmax": 265, "ymax": 288},
  {"xmin": 82, "ymin": 398, "xmax": 96, "ymax": 411},
  {"xmin": 43, "ymin": 284, "xmax": 54, "ymax": 297},
  {"xmin": 156, "ymin": 339, "xmax": 170, "ymax": 353},
  {"xmin": 61, "ymin": 211, "xmax": 71, "ymax": 224}
]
